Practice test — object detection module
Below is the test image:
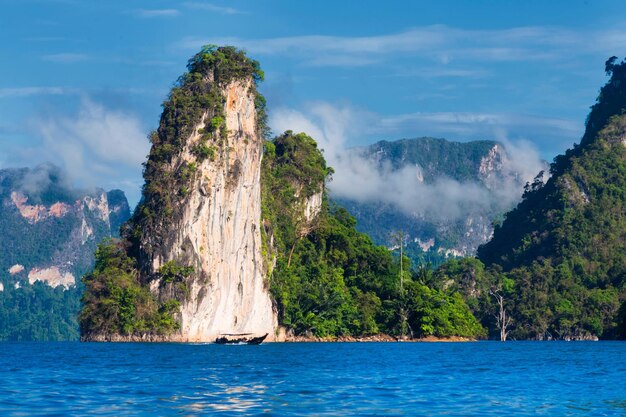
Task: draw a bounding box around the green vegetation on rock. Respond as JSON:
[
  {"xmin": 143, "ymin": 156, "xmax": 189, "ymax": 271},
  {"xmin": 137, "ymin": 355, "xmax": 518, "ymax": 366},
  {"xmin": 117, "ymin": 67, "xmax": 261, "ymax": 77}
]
[
  {"xmin": 80, "ymin": 240, "xmax": 180, "ymax": 337},
  {"xmin": 438, "ymin": 57, "xmax": 626, "ymax": 340},
  {"xmin": 262, "ymin": 131, "xmax": 484, "ymax": 339},
  {"xmin": 80, "ymin": 47, "xmax": 484, "ymax": 341}
]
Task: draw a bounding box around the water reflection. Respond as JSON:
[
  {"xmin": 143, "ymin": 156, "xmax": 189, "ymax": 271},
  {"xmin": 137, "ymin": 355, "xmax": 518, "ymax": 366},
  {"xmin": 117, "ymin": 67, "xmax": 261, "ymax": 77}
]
[
  {"xmin": 1, "ymin": 342, "xmax": 626, "ymax": 416},
  {"xmin": 174, "ymin": 383, "xmax": 268, "ymax": 414}
]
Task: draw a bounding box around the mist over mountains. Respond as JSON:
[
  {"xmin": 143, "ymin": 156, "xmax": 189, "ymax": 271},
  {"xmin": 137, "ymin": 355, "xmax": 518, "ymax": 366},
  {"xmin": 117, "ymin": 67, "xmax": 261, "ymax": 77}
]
[
  {"xmin": 271, "ymin": 103, "xmax": 546, "ymax": 262},
  {"xmin": 0, "ymin": 163, "xmax": 130, "ymax": 285}
]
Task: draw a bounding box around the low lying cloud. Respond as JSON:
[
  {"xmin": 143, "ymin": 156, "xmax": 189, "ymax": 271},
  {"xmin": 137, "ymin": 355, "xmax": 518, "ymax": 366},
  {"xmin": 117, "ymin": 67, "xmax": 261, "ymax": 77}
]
[
  {"xmin": 14, "ymin": 99, "xmax": 151, "ymax": 205},
  {"xmin": 270, "ymin": 102, "xmax": 546, "ymax": 221},
  {"xmin": 15, "ymin": 162, "xmax": 77, "ymax": 202}
]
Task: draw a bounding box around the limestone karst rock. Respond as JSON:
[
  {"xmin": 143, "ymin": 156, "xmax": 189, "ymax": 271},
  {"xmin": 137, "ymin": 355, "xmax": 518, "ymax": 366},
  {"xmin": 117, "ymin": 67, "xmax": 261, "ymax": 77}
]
[{"xmin": 81, "ymin": 46, "xmax": 279, "ymax": 341}]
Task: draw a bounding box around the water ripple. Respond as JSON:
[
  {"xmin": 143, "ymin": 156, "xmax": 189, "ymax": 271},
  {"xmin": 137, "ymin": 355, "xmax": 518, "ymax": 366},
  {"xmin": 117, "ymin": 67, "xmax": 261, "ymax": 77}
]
[{"xmin": 0, "ymin": 342, "xmax": 625, "ymax": 415}]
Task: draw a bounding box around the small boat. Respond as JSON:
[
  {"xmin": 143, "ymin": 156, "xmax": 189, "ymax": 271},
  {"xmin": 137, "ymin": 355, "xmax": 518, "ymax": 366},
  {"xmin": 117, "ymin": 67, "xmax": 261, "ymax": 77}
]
[{"xmin": 215, "ymin": 333, "xmax": 268, "ymax": 345}]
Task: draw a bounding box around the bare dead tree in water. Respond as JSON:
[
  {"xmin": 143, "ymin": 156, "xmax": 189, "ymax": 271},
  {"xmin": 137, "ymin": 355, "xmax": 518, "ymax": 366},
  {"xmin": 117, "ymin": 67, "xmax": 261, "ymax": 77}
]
[
  {"xmin": 490, "ymin": 288, "xmax": 512, "ymax": 341},
  {"xmin": 398, "ymin": 304, "xmax": 414, "ymax": 340}
]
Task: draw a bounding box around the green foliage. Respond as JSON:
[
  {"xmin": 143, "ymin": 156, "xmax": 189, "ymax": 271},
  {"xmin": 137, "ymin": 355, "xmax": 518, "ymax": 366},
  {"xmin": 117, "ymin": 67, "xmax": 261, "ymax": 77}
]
[
  {"xmin": 210, "ymin": 116, "xmax": 224, "ymax": 130},
  {"xmin": 0, "ymin": 279, "xmax": 81, "ymax": 341},
  {"xmin": 157, "ymin": 261, "xmax": 194, "ymax": 283},
  {"xmin": 262, "ymin": 132, "xmax": 484, "ymax": 339},
  {"xmin": 191, "ymin": 140, "xmax": 216, "ymax": 162},
  {"xmin": 80, "ymin": 240, "xmax": 180, "ymax": 337},
  {"xmin": 442, "ymin": 58, "xmax": 626, "ymax": 340},
  {"xmin": 271, "ymin": 130, "xmax": 333, "ymax": 197},
  {"xmin": 405, "ymin": 281, "xmax": 486, "ymax": 338},
  {"xmin": 186, "ymin": 45, "xmax": 264, "ymax": 85}
]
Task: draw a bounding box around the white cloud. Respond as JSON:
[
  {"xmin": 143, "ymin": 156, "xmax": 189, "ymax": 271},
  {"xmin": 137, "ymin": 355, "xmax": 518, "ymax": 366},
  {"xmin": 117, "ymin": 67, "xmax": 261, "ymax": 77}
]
[
  {"xmin": 134, "ymin": 9, "xmax": 180, "ymax": 18},
  {"xmin": 29, "ymin": 99, "xmax": 149, "ymax": 204},
  {"xmin": 183, "ymin": 2, "xmax": 243, "ymax": 15},
  {"xmin": 270, "ymin": 102, "xmax": 547, "ymax": 221},
  {"xmin": 42, "ymin": 53, "xmax": 89, "ymax": 63},
  {"xmin": 177, "ymin": 24, "xmax": 626, "ymax": 68}
]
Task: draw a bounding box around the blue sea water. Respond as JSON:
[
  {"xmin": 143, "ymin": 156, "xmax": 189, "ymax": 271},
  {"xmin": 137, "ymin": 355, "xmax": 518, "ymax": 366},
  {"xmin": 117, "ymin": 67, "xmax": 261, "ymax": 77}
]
[{"xmin": 0, "ymin": 342, "xmax": 625, "ymax": 416}]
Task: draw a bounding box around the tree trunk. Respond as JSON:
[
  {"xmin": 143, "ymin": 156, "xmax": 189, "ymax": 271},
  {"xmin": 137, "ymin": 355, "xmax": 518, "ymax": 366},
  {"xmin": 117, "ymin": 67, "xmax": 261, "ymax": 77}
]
[{"xmin": 287, "ymin": 238, "xmax": 299, "ymax": 268}]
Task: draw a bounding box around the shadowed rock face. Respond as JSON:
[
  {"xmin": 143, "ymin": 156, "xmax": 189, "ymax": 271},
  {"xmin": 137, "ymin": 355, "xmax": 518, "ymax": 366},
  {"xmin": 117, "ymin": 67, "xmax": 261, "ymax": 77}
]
[{"xmin": 141, "ymin": 79, "xmax": 277, "ymax": 342}]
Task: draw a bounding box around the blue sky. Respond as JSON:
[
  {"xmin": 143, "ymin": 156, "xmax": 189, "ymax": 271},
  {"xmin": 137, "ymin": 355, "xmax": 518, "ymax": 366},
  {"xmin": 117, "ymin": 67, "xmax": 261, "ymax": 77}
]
[{"xmin": 1, "ymin": 0, "xmax": 625, "ymax": 206}]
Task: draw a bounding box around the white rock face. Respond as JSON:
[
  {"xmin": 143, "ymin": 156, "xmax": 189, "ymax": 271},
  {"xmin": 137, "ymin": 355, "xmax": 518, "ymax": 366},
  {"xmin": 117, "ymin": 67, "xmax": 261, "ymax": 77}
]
[
  {"xmin": 8, "ymin": 264, "xmax": 25, "ymax": 275},
  {"xmin": 478, "ymin": 145, "xmax": 507, "ymax": 189},
  {"xmin": 147, "ymin": 79, "xmax": 277, "ymax": 342},
  {"xmin": 83, "ymin": 193, "xmax": 110, "ymax": 223},
  {"xmin": 415, "ymin": 238, "xmax": 434, "ymax": 252},
  {"xmin": 304, "ymin": 191, "xmax": 323, "ymax": 223},
  {"xmin": 28, "ymin": 267, "xmax": 75, "ymax": 288}
]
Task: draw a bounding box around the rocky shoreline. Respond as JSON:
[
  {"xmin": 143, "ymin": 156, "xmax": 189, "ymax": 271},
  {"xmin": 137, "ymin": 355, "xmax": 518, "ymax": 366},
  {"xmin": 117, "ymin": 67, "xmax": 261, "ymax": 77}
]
[
  {"xmin": 82, "ymin": 332, "xmax": 476, "ymax": 343},
  {"xmin": 283, "ymin": 334, "xmax": 476, "ymax": 343}
]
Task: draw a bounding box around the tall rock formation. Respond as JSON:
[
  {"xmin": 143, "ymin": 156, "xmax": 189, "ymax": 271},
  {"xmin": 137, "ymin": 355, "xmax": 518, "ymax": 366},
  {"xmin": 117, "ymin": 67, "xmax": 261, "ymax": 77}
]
[
  {"xmin": 81, "ymin": 46, "xmax": 277, "ymax": 341},
  {"xmin": 144, "ymin": 81, "xmax": 274, "ymax": 341}
]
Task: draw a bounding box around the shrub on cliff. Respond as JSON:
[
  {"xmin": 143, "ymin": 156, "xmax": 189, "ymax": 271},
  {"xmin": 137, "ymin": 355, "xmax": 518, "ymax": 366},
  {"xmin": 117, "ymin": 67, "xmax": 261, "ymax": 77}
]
[{"xmin": 80, "ymin": 240, "xmax": 179, "ymax": 337}]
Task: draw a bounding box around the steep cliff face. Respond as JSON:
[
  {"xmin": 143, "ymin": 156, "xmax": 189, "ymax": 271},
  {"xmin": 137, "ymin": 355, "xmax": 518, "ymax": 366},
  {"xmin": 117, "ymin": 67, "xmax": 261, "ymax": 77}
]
[
  {"xmin": 81, "ymin": 46, "xmax": 277, "ymax": 341},
  {"xmin": 145, "ymin": 79, "xmax": 276, "ymax": 341}
]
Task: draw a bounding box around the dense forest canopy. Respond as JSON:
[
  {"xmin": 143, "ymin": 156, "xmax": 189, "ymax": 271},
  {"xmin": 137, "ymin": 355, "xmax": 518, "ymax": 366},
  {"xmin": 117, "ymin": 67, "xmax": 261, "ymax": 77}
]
[
  {"xmin": 262, "ymin": 131, "xmax": 484, "ymax": 339},
  {"xmin": 440, "ymin": 57, "xmax": 626, "ymax": 340}
]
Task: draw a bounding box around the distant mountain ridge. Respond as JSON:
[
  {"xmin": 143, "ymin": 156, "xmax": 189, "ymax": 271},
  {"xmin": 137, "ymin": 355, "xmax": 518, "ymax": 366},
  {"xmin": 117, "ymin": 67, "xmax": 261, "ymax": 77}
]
[
  {"xmin": 0, "ymin": 164, "xmax": 130, "ymax": 287},
  {"xmin": 333, "ymin": 136, "xmax": 542, "ymax": 266},
  {"xmin": 0, "ymin": 164, "xmax": 130, "ymax": 340}
]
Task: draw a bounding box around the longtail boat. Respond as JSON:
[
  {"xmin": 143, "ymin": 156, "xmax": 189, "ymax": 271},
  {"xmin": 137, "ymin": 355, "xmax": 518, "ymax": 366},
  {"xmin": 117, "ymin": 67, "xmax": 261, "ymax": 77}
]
[{"xmin": 214, "ymin": 333, "xmax": 268, "ymax": 345}]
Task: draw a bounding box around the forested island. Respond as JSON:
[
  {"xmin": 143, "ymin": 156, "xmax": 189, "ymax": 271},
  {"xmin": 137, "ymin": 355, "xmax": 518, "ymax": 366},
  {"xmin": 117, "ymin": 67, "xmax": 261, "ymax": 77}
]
[
  {"xmin": 78, "ymin": 47, "xmax": 626, "ymax": 342},
  {"xmin": 79, "ymin": 46, "xmax": 483, "ymax": 342}
]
